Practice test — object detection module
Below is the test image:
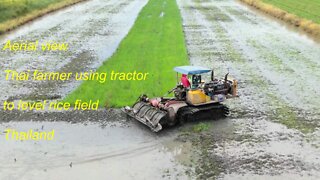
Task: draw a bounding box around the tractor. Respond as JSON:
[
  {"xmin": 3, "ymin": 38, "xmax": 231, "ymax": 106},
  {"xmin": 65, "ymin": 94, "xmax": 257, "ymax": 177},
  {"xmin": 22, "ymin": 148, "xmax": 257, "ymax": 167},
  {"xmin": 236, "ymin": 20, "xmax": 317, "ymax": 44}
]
[{"xmin": 122, "ymin": 66, "xmax": 238, "ymax": 132}]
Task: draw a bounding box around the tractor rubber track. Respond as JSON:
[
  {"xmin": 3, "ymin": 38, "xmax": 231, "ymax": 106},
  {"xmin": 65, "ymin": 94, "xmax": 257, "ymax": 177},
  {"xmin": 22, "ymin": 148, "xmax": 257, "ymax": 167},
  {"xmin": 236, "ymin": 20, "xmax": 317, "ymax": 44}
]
[{"xmin": 178, "ymin": 103, "xmax": 229, "ymax": 123}]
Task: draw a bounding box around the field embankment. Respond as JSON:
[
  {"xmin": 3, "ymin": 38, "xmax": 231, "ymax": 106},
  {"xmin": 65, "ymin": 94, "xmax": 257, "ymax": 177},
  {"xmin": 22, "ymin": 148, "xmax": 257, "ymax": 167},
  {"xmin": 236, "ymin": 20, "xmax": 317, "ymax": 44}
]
[
  {"xmin": 240, "ymin": 0, "xmax": 320, "ymax": 38},
  {"xmin": 65, "ymin": 0, "xmax": 189, "ymax": 107},
  {"xmin": 0, "ymin": 0, "xmax": 88, "ymax": 34}
]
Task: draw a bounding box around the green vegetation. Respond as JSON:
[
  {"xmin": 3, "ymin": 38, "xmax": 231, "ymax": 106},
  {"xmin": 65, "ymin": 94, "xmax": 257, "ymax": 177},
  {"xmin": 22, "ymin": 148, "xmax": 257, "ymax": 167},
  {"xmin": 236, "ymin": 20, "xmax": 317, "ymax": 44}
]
[
  {"xmin": 245, "ymin": 39, "xmax": 317, "ymax": 133},
  {"xmin": 262, "ymin": 0, "xmax": 320, "ymax": 24},
  {"xmin": 240, "ymin": 0, "xmax": 320, "ymax": 38},
  {"xmin": 0, "ymin": 0, "xmax": 63, "ymax": 23},
  {"xmin": 0, "ymin": 0, "xmax": 86, "ymax": 33},
  {"xmin": 192, "ymin": 123, "xmax": 210, "ymax": 133},
  {"xmin": 65, "ymin": 0, "xmax": 189, "ymax": 107}
]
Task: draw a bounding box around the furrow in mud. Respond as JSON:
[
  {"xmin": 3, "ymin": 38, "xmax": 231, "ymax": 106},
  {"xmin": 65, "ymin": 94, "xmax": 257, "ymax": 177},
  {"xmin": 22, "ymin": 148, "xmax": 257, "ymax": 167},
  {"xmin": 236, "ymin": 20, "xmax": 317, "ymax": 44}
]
[
  {"xmin": 192, "ymin": 0, "xmax": 320, "ymax": 129},
  {"xmin": 177, "ymin": 0, "xmax": 320, "ymax": 178}
]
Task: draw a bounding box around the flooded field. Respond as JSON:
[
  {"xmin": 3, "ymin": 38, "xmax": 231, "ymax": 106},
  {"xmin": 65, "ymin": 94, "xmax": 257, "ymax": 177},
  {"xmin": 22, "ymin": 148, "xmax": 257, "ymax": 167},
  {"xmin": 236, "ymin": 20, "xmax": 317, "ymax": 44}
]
[
  {"xmin": 0, "ymin": 0, "xmax": 148, "ymax": 102},
  {"xmin": 177, "ymin": 0, "xmax": 320, "ymax": 179},
  {"xmin": 1, "ymin": 0, "xmax": 320, "ymax": 179},
  {"xmin": 0, "ymin": 120, "xmax": 190, "ymax": 180}
]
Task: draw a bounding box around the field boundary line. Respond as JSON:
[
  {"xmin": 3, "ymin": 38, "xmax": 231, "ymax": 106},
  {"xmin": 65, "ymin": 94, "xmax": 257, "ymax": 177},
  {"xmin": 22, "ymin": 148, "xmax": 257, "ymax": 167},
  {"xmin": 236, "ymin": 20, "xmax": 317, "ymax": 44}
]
[
  {"xmin": 0, "ymin": 0, "xmax": 88, "ymax": 35},
  {"xmin": 239, "ymin": 0, "xmax": 320, "ymax": 39}
]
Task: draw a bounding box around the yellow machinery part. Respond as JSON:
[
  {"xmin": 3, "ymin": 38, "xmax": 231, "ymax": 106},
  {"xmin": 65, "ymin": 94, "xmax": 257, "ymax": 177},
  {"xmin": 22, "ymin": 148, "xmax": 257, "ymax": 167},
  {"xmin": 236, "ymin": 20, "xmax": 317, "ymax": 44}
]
[
  {"xmin": 206, "ymin": 95, "xmax": 211, "ymax": 102},
  {"xmin": 232, "ymin": 80, "xmax": 238, "ymax": 96},
  {"xmin": 187, "ymin": 89, "xmax": 207, "ymax": 104}
]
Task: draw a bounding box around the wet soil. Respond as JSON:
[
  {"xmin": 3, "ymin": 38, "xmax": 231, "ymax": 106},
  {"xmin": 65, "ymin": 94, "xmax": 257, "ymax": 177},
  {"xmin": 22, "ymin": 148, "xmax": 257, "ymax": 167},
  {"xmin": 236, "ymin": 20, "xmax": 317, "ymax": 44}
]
[
  {"xmin": 176, "ymin": 0, "xmax": 320, "ymax": 179},
  {"xmin": 0, "ymin": 0, "xmax": 148, "ymax": 102},
  {"xmin": 0, "ymin": 0, "xmax": 194, "ymax": 179},
  {"xmin": 0, "ymin": 120, "xmax": 190, "ymax": 180},
  {"xmin": 1, "ymin": 0, "xmax": 320, "ymax": 179}
]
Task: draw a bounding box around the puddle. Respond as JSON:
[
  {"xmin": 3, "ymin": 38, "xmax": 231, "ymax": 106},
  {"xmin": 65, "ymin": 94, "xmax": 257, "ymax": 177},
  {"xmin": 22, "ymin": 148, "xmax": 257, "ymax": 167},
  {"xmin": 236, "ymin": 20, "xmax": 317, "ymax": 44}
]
[{"xmin": 0, "ymin": 121, "xmax": 192, "ymax": 179}]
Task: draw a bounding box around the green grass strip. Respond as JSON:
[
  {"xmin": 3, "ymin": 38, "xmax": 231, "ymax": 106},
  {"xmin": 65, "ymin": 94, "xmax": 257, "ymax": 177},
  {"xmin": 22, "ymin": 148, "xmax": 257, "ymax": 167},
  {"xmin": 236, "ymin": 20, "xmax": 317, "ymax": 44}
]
[
  {"xmin": 262, "ymin": 0, "xmax": 320, "ymax": 24},
  {"xmin": 240, "ymin": 0, "xmax": 320, "ymax": 38},
  {"xmin": 65, "ymin": 0, "xmax": 189, "ymax": 107}
]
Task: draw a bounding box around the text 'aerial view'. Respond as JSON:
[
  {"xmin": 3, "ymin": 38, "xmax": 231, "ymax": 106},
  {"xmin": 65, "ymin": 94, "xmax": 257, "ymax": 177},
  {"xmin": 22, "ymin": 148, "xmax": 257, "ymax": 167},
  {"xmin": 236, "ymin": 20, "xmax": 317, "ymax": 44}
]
[{"xmin": 1, "ymin": 0, "xmax": 320, "ymax": 179}]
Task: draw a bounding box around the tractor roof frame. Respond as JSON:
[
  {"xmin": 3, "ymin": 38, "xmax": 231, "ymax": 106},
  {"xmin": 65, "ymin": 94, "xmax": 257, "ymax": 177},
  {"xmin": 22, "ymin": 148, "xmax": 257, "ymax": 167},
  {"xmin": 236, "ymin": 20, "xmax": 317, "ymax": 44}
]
[{"xmin": 174, "ymin": 66, "xmax": 211, "ymax": 75}]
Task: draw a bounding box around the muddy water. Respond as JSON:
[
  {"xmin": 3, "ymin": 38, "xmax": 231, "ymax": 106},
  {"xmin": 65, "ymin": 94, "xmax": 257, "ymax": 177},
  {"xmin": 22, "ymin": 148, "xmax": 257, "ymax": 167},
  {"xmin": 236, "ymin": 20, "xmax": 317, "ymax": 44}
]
[
  {"xmin": 0, "ymin": 108, "xmax": 197, "ymax": 179},
  {"xmin": 0, "ymin": 0, "xmax": 195, "ymax": 179},
  {"xmin": 2, "ymin": 0, "xmax": 320, "ymax": 179},
  {"xmin": 177, "ymin": 0, "xmax": 320, "ymax": 179},
  {"xmin": 0, "ymin": 121, "xmax": 190, "ymax": 179},
  {"xmin": 0, "ymin": 0, "xmax": 148, "ymax": 102}
]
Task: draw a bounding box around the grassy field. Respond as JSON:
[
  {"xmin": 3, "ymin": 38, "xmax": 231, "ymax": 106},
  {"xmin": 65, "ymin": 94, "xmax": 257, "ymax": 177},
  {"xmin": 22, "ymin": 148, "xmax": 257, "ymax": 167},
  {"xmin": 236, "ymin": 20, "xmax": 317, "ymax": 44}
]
[
  {"xmin": 262, "ymin": 0, "xmax": 320, "ymax": 24},
  {"xmin": 241, "ymin": 0, "xmax": 320, "ymax": 37},
  {"xmin": 0, "ymin": 0, "xmax": 86, "ymax": 33},
  {"xmin": 64, "ymin": 0, "xmax": 189, "ymax": 107}
]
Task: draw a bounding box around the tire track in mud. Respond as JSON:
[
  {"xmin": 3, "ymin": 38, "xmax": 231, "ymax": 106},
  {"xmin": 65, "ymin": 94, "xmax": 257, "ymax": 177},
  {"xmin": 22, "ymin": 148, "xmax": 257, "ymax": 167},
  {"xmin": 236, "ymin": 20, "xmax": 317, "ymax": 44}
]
[
  {"xmin": 246, "ymin": 38, "xmax": 320, "ymax": 111},
  {"xmin": 0, "ymin": 143, "xmax": 158, "ymax": 169},
  {"xmin": 177, "ymin": 0, "xmax": 320, "ymax": 178},
  {"xmin": 0, "ymin": 0, "xmax": 148, "ymax": 103},
  {"xmin": 184, "ymin": 0, "xmax": 320, "ymax": 131},
  {"xmin": 0, "ymin": 121, "xmax": 189, "ymax": 179}
]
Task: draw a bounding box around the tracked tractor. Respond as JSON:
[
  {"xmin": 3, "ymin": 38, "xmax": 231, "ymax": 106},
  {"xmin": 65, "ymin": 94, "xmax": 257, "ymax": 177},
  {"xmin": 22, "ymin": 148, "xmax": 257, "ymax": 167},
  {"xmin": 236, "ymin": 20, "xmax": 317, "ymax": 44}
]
[{"xmin": 122, "ymin": 66, "xmax": 238, "ymax": 132}]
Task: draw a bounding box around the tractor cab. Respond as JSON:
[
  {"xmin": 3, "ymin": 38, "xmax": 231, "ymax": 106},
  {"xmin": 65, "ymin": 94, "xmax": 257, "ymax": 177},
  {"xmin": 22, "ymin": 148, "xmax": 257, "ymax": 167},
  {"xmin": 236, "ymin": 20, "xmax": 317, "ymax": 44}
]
[
  {"xmin": 173, "ymin": 66, "xmax": 237, "ymax": 105},
  {"xmin": 174, "ymin": 65, "xmax": 210, "ymax": 89}
]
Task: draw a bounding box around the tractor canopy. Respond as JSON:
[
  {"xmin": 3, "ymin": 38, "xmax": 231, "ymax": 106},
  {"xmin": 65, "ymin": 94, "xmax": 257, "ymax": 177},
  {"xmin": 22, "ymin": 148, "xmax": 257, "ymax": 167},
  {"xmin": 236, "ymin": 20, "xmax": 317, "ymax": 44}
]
[{"xmin": 174, "ymin": 66, "xmax": 211, "ymax": 75}]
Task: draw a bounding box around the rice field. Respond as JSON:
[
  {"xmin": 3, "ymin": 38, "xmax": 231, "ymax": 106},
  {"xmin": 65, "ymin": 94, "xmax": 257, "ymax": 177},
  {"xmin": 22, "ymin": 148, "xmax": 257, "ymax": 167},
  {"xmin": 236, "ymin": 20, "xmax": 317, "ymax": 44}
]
[
  {"xmin": 262, "ymin": 0, "xmax": 320, "ymax": 24},
  {"xmin": 64, "ymin": 0, "xmax": 189, "ymax": 107},
  {"xmin": 241, "ymin": 0, "xmax": 320, "ymax": 37},
  {"xmin": 0, "ymin": 0, "xmax": 86, "ymax": 33}
]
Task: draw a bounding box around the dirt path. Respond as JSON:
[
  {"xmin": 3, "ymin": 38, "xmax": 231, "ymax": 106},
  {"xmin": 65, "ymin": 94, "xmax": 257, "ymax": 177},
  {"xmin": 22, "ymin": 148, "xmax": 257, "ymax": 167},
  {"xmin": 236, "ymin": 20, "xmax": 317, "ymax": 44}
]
[
  {"xmin": 0, "ymin": 0, "xmax": 148, "ymax": 102},
  {"xmin": 177, "ymin": 0, "xmax": 320, "ymax": 179}
]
